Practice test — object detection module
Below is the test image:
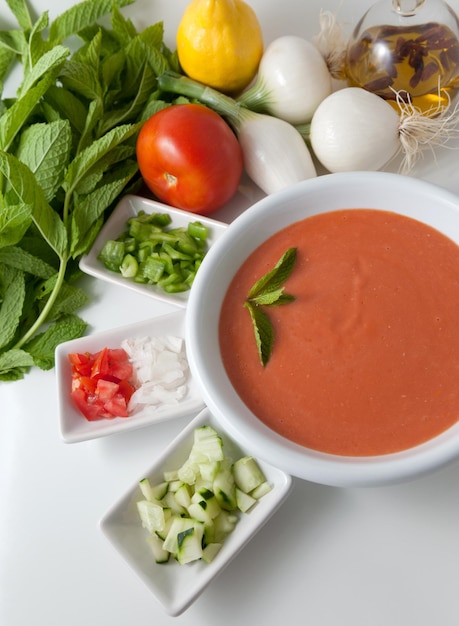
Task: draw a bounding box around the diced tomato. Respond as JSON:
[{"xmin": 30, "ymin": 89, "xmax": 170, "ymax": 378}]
[
  {"xmin": 68, "ymin": 346, "xmax": 137, "ymax": 421},
  {"xmin": 70, "ymin": 388, "xmax": 106, "ymax": 421},
  {"xmin": 96, "ymin": 378, "xmax": 120, "ymax": 401},
  {"xmin": 104, "ymin": 394, "xmax": 130, "ymax": 417},
  {"xmin": 68, "ymin": 352, "xmax": 93, "ymax": 377}
]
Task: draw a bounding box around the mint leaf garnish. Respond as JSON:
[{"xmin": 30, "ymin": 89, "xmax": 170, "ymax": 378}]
[{"xmin": 244, "ymin": 247, "xmax": 297, "ymax": 366}]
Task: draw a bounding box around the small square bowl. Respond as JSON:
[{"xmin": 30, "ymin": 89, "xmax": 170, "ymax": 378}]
[
  {"xmin": 99, "ymin": 408, "xmax": 292, "ymax": 616},
  {"xmin": 79, "ymin": 194, "xmax": 228, "ymax": 308},
  {"xmin": 55, "ymin": 309, "xmax": 205, "ymax": 443}
]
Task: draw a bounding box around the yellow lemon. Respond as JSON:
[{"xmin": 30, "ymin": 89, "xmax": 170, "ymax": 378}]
[{"xmin": 176, "ymin": 0, "xmax": 263, "ymax": 94}]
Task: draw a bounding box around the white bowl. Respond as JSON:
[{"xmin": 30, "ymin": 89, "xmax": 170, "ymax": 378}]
[
  {"xmin": 186, "ymin": 171, "xmax": 459, "ymax": 488},
  {"xmin": 55, "ymin": 310, "xmax": 205, "ymax": 443},
  {"xmin": 100, "ymin": 408, "xmax": 292, "ymax": 616},
  {"xmin": 79, "ymin": 194, "xmax": 228, "ymax": 308}
]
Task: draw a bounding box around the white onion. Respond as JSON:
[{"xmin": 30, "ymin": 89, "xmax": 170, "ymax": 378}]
[
  {"xmin": 309, "ymin": 87, "xmax": 459, "ymax": 174},
  {"xmin": 238, "ymin": 35, "xmax": 332, "ymax": 125},
  {"xmin": 310, "ymin": 87, "xmax": 401, "ymax": 172},
  {"xmin": 121, "ymin": 335, "xmax": 189, "ymax": 410},
  {"xmin": 237, "ymin": 110, "xmax": 317, "ymax": 194}
]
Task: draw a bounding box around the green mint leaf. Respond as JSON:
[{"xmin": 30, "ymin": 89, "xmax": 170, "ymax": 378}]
[
  {"xmin": 0, "ymin": 348, "xmax": 34, "ymax": 381},
  {"xmin": 28, "ymin": 11, "xmax": 51, "ymax": 66},
  {"xmin": 48, "ymin": 0, "xmax": 134, "ymax": 46},
  {"xmin": 18, "ymin": 45, "xmax": 69, "ymax": 97},
  {"xmin": 0, "ymin": 151, "xmax": 67, "ymax": 258},
  {"xmin": 0, "ymin": 47, "xmax": 15, "ymax": 92},
  {"xmin": 64, "ymin": 122, "xmax": 140, "ymax": 194},
  {"xmin": 0, "ymin": 201, "xmax": 32, "ymax": 248},
  {"xmin": 244, "ymin": 301, "xmax": 274, "ymax": 367},
  {"xmin": 244, "ymin": 247, "xmax": 298, "ymax": 366},
  {"xmin": 0, "ymin": 29, "xmax": 27, "ymax": 56},
  {"xmin": 247, "ymin": 247, "xmax": 297, "ymax": 300},
  {"xmin": 273, "ymin": 293, "xmax": 296, "ymax": 305},
  {"xmin": 0, "ymin": 265, "xmax": 25, "ymax": 350},
  {"xmin": 16, "ymin": 120, "xmax": 72, "ymax": 203},
  {"xmin": 249, "ymin": 292, "xmax": 296, "ymax": 307},
  {"xmin": 70, "ymin": 160, "xmax": 138, "ymax": 257},
  {"xmin": 110, "ymin": 3, "xmax": 138, "ymax": 44},
  {"xmin": 99, "ymin": 60, "xmax": 156, "ymax": 133},
  {"xmin": 5, "ymin": 0, "xmax": 33, "ymax": 31},
  {"xmin": 36, "ymin": 277, "xmax": 89, "ymax": 320},
  {"xmin": 44, "ymin": 85, "xmax": 88, "ymax": 135},
  {"xmin": 0, "ymin": 75, "xmax": 58, "ymax": 151},
  {"xmin": 24, "ymin": 313, "xmax": 88, "ymax": 370},
  {"xmin": 0, "ymin": 246, "xmax": 56, "ymax": 278},
  {"xmin": 59, "ymin": 58, "xmax": 102, "ymax": 101}
]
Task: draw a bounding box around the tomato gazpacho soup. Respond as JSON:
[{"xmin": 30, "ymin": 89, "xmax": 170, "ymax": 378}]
[{"xmin": 219, "ymin": 209, "xmax": 459, "ymax": 456}]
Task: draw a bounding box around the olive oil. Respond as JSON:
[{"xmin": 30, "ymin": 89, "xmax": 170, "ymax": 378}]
[{"xmin": 346, "ymin": 21, "xmax": 459, "ymax": 112}]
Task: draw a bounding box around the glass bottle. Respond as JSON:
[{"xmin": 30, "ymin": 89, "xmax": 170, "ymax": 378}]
[{"xmin": 346, "ymin": 0, "xmax": 459, "ymax": 112}]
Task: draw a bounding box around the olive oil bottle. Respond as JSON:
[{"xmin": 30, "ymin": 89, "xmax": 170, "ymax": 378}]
[{"xmin": 346, "ymin": 0, "xmax": 459, "ymax": 112}]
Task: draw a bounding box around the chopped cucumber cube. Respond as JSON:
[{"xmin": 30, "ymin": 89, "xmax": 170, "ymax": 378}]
[
  {"xmin": 236, "ymin": 488, "xmax": 257, "ymax": 513},
  {"xmin": 202, "ymin": 542, "xmax": 222, "ymax": 564},
  {"xmin": 233, "ymin": 456, "xmax": 266, "ymax": 493},
  {"xmin": 250, "ymin": 481, "xmax": 273, "ymax": 499},
  {"xmin": 146, "ymin": 533, "xmax": 170, "ymax": 564},
  {"xmin": 137, "ymin": 500, "xmax": 170, "ymax": 534}
]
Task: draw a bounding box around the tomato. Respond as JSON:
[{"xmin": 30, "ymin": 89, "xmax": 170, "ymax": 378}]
[
  {"xmin": 68, "ymin": 347, "xmax": 136, "ymax": 421},
  {"xmin": 136, "ymin": 103, "xmax": 243, "ymax": 215}
]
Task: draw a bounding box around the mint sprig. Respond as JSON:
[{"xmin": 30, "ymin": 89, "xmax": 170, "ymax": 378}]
[
  {"xmin": 0, "ymin": 0, "xmax": 182, "ymax": 380},
  {"xmin": 244, "ymin": 247, "xmax": 297, "ymax": 366}
]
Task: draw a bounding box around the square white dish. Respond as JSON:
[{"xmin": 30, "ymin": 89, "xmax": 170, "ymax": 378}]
[
  {"xmin": 55, "ymin": 309, "xmax": 205, "ymax": 443},
  {"xmin": 99, "ymin": 407, "xmax": 292, "ymax": 617},
  {"xmin": 79, "ymin": 194, "xmax": 228, "ymax": 308}
]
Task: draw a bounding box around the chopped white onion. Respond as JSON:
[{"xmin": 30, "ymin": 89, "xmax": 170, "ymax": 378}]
[{"xmin": 121, "ymin": 335, "xmax": 189, "ymax": 411}]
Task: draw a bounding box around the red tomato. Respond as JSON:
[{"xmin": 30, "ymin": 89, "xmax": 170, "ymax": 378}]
[
  {"xmin": 68, "ymin": 347, "xmax": 136, "ymax": 421},
  {"xmin": 136, "ymin": 103, "xmax": 243, "ymax": 215}
]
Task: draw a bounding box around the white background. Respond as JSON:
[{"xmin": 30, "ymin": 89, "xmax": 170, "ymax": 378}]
[{"xmin": 2, "ymin": 0, "xmax": 459, "ymax": 624}]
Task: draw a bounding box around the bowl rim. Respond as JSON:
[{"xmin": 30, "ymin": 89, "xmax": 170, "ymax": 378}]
[{"xmin": 186, "ymin": 171, "xmax": 459, "ymax": 488}]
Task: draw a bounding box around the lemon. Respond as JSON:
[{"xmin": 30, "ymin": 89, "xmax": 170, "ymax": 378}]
[{"xmin": 176, "ymin": 0, "xmax": 264, "ymax": 94}]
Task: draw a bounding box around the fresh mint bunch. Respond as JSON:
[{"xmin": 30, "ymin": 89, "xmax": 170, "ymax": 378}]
[
  {"xmin": 244, "ymin": 247, "xmax": 297, "ymax": 366},
  {"xmin": 0, "ymin": 0, "xmax": 181, "ymax": 380}
]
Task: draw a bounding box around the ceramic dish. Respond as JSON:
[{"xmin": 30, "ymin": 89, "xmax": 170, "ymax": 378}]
[
  {"xmin": 99, "ymin": 407, "xmax": 292, "ymax": 616},
  {"xmin": 79, "ymin": 194, "xmax": 228, "ymax": 308},
  {"xmin": 186, "ymin": 171, "xmax": 459, "ymax": 488},
  {"xmin": 55, "ymin": 309, "xmax": 205, "ymax": 443}
]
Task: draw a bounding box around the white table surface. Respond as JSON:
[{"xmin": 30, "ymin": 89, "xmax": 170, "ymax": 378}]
[{"xmin": 2, "ymin": 0, "xmax": 459, "ymax": 624}]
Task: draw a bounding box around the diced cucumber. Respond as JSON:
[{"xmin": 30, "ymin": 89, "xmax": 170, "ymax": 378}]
[
  {"xmin": 191, "ymin": 488, "xmax": 221, "ymax": 519},
  {"xmin": 250, "ymin": 481, "xmax": 273, "ymax": 499},
  {"xmin": 236, "ymin": 487, "xmax": 257, "ymax": 513},
  {"xmin": 136, "ymin": 426, "xmax": 271, "ymax": 567},
  {"xmin": 162, "ymin": 517, "xmax": 194, "ymax": 554},
  {"xmin": 177, "ymin": 460, "xmax": 198, "ymax": 485},
  {"xmin": 176, "ymin": 523, "xmax": 204, "ymax": 565},
  {"xmin": 138, "ymin": 477, "xmax": 170, "ymax": 503},
  {"xmin": 213, "ymin": 466, "xmax": 237, "ymax": 511},
  {"xmin": 163, "ymin": 469, "xmax": 179, "ymax": 482},
  {"xmin": 187, "ymin": 501, "xmax": 215, "ymax": 525},
  {"xmin": 166, "ymin": 479, "xmax": 182, "ymax": 493},
  {"xmin": 202, "ymin": 542, "xmax": 222, "ymax": 564},
  {"xmin": 138, "ymin": 477, "xmax": 153, "ymax": 501},
  {"xmin": 212, "ymin": 511, "xmax": 238, "ymax": 543},
  {"xmin": 146, "ymin": 533, "xmax": 170, "ymax": 564},
  {"xmin": 174, "ymin": 482, "xmax": 191, "ymax": 509},
  {"xmin": 233, "ymin": 456, "xmax": 266, "ymax": 493},
  {"xmin": 163, "ymin": 517, "xmax": 204, "ymax": 564},
  {"xmin": 150, "ymin": 481, "xmax": 169, "ymax": 500},
  {"xmin": 199, "ymin": 460, "xmax": 220, "ymax": 483},
  {"xmin": 161, "ymin": 489, "xmax": 187, "ymax": 516},
  {"xmin": 137, "ymin": 500, "xmax": 170, "ymax": 534}
]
